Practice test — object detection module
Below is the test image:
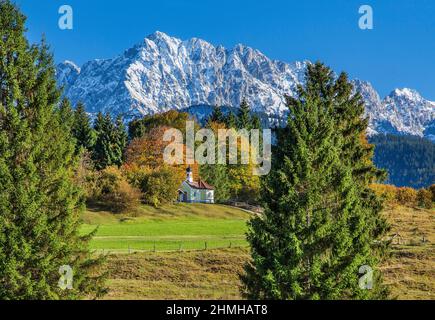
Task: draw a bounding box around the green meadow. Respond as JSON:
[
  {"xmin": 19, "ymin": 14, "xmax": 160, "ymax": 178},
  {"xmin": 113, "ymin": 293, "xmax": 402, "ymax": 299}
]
[
  {"xmin": 81, "ymin": 203, "xmax": 250, "ymax": 252},
  {"xmin": 81, "ymin": 204, "xmax": 434, "ymax": 300}
]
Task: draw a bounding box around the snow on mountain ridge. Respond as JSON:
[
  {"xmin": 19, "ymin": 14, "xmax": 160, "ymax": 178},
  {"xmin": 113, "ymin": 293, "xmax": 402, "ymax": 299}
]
[
  {"xmin": 379, "ymin": 87, "xmax": 435, "ymax": 138},
  {"xmin": 56, "ymin": 31, "xmax": 435, "ymax": 141}
]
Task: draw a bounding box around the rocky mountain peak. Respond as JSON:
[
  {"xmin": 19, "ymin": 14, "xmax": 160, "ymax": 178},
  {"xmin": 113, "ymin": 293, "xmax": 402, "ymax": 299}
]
[{"xmin": 56, "ymin": 31, "xmax": 435, "ymax": 141}]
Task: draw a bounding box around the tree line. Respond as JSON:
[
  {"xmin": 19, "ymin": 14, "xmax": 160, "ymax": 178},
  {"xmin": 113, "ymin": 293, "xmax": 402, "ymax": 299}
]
[
  {"xmin": 369, "ymin": 134, "xmax": 434, "ymax": 189},
  {"xmin": 70, "ymin": 99, "xmax": 264, "ymax": 207}
]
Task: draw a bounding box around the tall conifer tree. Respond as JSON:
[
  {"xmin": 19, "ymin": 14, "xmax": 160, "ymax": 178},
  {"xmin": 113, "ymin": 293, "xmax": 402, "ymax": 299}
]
[
  {"xmin": 225, "ymin": 112, "xmax": 237, "ymax": 129},
  {"xmin": 114, "ymin": 115, "xmax": 127, "ymax": 163},
  {"xmin": 59, "ymin": 98, "xmax": 75, "ymax": 130},
  {"xmin": 92, "ymin": 113, "xmax": 125, "ymax": 169},
  {"xmin": 93, "ymin": 113, "xmax": 115, "ymax": 169},
  {"xmin": 201, "ymin": 122, "xmax": 231, "ymax": 202},
  {"xmin": 294, "ymin": 62, "xmax": 390, "ymax": 250},
  {"xmin": 237, "ymin": 98, "xmax": 252, "ymax": 129},
  {"xmin": 242, "ymin": 62, "xmax": 389, "ymax": 300},
  {"xmin": 0, "ymin": 0, "xmax": 106, "ymax": 299},
  {"xmin": 251, "ymin": 114, "xmax": 261, "ymax": 130},
  {"xmin": 72, "ymin": 102, "xmax": 95, "ymax": 153},
  {"xmin": 209, "ymin": 104, "xmax": 225, "ymax": 123}
]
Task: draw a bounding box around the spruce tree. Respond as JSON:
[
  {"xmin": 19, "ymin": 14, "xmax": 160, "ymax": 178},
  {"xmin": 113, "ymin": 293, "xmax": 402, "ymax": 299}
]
[
  {"xmin": 295, "ymin": 62, "xmax": 390, "ymax": 252},
  {"xmin": 237, "ymin": 98, "xmax": 252, "ymax": 129},
  {"xmin": 302, "ymin": 62, "xmax": 386, "ymax": 185},
  {"xmin": 92, "ymin": 113, "xmax": 124, "ymax": 169},
  {"xmin": 94, "ymin": 111, "xmax": 105, "ymax": 134},
  {"xmin": 209, "ymin": 104, "xmax": 225, "ymax": 123},
  {"xmin": 114, "ymin": 115, "xmax": 127, "ymax": 164},
  {"xmin": 251, "ymin": 113, "xmax": 261, "ymax": 130},
  {"xmin": 59, "ymin": 98, "xmax": 75, "ymax": 130},
  {"xmin": 93, "ymin": 113, "xmax": 114, "ymax": 169},
  {"xmin": 92, "ymin": 112, "xmax": 104, "ymax": 168},
  {"xmin": 200, "ymin": 163, "xmax": 231, "ymax": 202},
  {"xmin": 242, "ymin": 63, "xmax": 389, "ymax": 300},
  {"xmin": 72, "ymin": 102, "xmax": 95, "ymax": 153},
  {"xmin": 201, "ymin": 121, "xmax": 231, "ymax": 202},
  {"xmin": 225, "ymin": 112, "xmax": 237, "ymax": 129},
  {"xmin": 0, "ymin": 0, "xmax": 106, "ymax": 299}
]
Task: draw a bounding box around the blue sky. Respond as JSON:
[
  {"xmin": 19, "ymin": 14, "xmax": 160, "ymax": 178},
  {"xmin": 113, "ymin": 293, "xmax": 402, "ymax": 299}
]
[{"xmin": 16, "ymin": 0, "xmax": 435, "ymax": 100}]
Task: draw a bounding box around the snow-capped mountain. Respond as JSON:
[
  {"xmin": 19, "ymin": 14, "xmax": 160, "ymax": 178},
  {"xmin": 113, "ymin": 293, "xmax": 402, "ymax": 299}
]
[
  {"xmin": 352, "ymin": 81, "xmax": 435, "ymax": 140},
  {"xmin": 57, "ymin": 60, "xmax": 80, "ymax": 88},
  {"xmin": 56, "ymin": 31, "xmax": 435, "ymax": 141},
  {"xmin": 351, "ymin": 79, "xmax": 385, "ymax": 136},
  {"xmin": 57, "ymin": 31, "xmax": 307, "ymax": 118},
  {"xmin": 380, "ymin": 89, "xmax": 435, "ymax": 137}
]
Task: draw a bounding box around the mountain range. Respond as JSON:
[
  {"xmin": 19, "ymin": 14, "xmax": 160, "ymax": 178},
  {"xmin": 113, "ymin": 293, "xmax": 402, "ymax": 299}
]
[{"xmin": 56, "ymin": 31, "xmax": 435, "ymax": 141}]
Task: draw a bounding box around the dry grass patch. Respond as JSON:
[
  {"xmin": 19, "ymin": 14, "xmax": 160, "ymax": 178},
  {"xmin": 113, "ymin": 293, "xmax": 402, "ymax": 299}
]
[
  {"xmin": 104, "ymin": 248, "xmax": 248, "ymax": 300},
  {"xmin": 381, "ymin": 206, "xmax": 434, "ymax": 299},
  {"xmin": 101, "ymin": 205, "xmax": 434, "ymax": 300}
]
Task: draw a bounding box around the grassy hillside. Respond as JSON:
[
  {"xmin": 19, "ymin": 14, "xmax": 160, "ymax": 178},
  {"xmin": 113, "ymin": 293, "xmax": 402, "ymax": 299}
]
[
  {"xmin": 85, "ymin": 204, "xmax": 434, "ymax": 300},
  {"xmin": 381, "ymin": 206, "xmax": 434, "ymax": 299},
  {"xmin": 105, "ymin": 248, "xmax": 247, "ymax": 300},
  {"xmin": 81, "ymin": 203, "xmax": 250, "ymax": 252}
]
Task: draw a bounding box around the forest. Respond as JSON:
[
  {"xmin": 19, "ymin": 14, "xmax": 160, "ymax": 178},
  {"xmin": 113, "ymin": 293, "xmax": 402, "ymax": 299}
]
[{"xmin": 370, "ymin": 134, "xmax": 434, "ymax": 189}]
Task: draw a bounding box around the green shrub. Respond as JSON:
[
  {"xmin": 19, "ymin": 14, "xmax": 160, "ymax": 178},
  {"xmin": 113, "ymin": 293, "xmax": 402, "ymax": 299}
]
[
  {"xmin": 90, "ymin": 166, "xmax": 141, "ymax": 213},
  {"xmin": 417, "ymin": 189, "xmax": 433, "ymax": 209},
  {"xmin": 396, "ymin": 187, "xmax": 418, "ymax": 206},
  {"xmin": 140, "ymin": 167, "xmax": 182, "ymax": 207},
  {"xmin": 74, "ymin": 151, "xmax": 99, "ymax": 200},
  {"xmin": 370, "ymin": 183, "xmax": 397, "ymax": 205},
  {"xmin": 429, "ymin": 184, "xmax": 435, "ymax": 203}
]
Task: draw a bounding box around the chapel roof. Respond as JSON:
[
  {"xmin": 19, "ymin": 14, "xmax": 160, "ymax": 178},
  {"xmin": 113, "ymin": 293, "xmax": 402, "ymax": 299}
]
[{"xmin": 186, "ymin": 178, "xmax": 214, "ymax": 190}]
